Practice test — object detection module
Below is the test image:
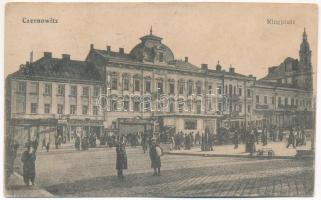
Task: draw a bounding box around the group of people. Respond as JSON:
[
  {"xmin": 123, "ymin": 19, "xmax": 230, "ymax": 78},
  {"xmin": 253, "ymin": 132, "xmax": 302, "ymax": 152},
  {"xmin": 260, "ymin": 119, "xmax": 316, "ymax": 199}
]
[
  {"xmin": 171, "ymin": 131, "xmax": 202, "ymax": 150},
  {"xmin": 115, "ymin": 135, "xmax": 163, "ymax": 179}
]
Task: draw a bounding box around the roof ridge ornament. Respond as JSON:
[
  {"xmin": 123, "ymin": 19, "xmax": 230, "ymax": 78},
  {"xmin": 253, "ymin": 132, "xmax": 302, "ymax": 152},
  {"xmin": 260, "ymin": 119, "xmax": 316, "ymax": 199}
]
[{"xmin": 150, "ymin": 26, "xmax": 153, "ymax": 35}]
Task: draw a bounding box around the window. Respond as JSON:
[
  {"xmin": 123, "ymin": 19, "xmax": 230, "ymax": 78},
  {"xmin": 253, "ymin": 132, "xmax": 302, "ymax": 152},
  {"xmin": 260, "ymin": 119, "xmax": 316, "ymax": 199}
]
[
  {"xmin": 188, "ymin": 81, "xmax": 193, "ymax": 95},
  {"xmin": 157, "ymin": 82, "xmax": 163, "ymax": 94},
  {"xmin": 178, "ymin": 81, "xmax": 184, "ymax": 95},
  {"xmin": 17, "ymin": 81, "xmax": 26, "ymax": 93},
  {"xmin": 145, "ymin": 80, "xmax": 151, "ymax": 93},
  {"xmin": 70, "ymin": 86, "xmax": 77, "ymax": 96},
  {"xmin": 31, "ymin": 103, "xmax": 38, "ymax": 113},
  {"xmin": 225, "ymin": 85, "xmax": 228, "ymax": 94},
  {"xmin": 187, "ymin": 100, "xmax": 193, "ymax": 112},
  {"xmin": 93, "ymin": 87, "xmax": 100, "ymax": 97},
  {"xmin": 134, "ymin": 101, "xmax": 140, "ymax": 112},
  {"xmin": 256, "ymin": 95, "xmax": 260, "ymax": 104},
  {"xmin": 134, "ymin": 80, "xmax": 140, "ymax": 92},
  {"xmin": 239, "ymin": 104, "xmax": 242, "ymax": 112},
  {"xmin": 278, "ymin": 97, "xmax": 282, "ymax": 105},
  {"xmin": 144, "ymin": 97, "xmax": 151, "ymax": 112},
  {"xmin": 44, "ymin": 104, "xmax": 50, "ymax": 114},
  {"xmin": 229, "ymin": 85, "xmax": 233, "ymax": 95},
  {"xmin": 296, "ymin": 99, "xmax": 299, "ymax": 106},
  {"xmin": 57, "ymin": 104, "xmax": 64, "ymax": 114},
  {"xmin": 208, "ymin": 85, "xmax": 212, "ymax": 94},
  {"xmin": 159, "ymin": 52, "xmax": 164, "ymax": 62},
  {"xmin": 218, "ymin": 103, "xmax": 222, "ymax": 111},
  {"xmin": 271, "ymin": 97, "xmax": 275, "ymax": 105},
  {"xmin": 111, "ymin": 76, "xmax": 118, "ymax": 90},
  {"xmin": 169, "ymin": 83, "xmax": 175, "ymax": 95},
  {"xmin": 233, "ymin": 86, "xmax": 236, "ymax": 95},
  {"xmin": 70, "ymin": 105, "xmax": 76, "ymax": 115},
  {"xmin": 184, "ymin": 119, "xmax": 197, "ymax": 130},
  {"xmin": 111, "ymin": 97, "xmax": 118, "ymax": 111},
  {"xmin": 291, "ymin": 98, "xmax": 294, "ymax": 105},
  {"xmin": 247, "ymin": 89, "xmax": 251, "ymax": 97},
  {"xmin": 57, "ymin": 85, "xmax": 65, "ymax": 96},
  {"xmin": 285, "ymin": 97, "xmax": 288, "ymax": 106},
  {"xmin": 124, "ymin": 97, "xmax": 129, "ymax": 111},
  {"xmin": 247, "ymin": 105, "xmax": 251, "ymax": 113},
  {"xmin": 264, "ymin": 96, "xmax": 267, "ymax": 104},
  {"xmin": 30, "ymin": 82, "xmax": 38, "ymax": 94},
  {"xmin": 196, "ymin": 82, "xmax": 202, "ymax": 95},
  {"xmin": 123, "ymin": 77, "xmax": 129, "ymax": 91},
  {"xmin": 44, "ymin": 83, "xmax": 52, "ymax": 96},
  {"xmin": 218, "ymin": 86, "xmax": 222, "ymax": 95},
  {"xmin": 178, "ymin": 99, "xmax": 184, "ymax": 113},
  {"xmin": 82, "ymin": 105, "xmax": 88, "ymax": 115},
  {"xmin": 82, "ymin": 87, "xmax": 89, "ymax": 97},
  {"xmin": 93, "ymin": 106, "xmax": 99, "ymax": 115},
  {"xmin": 238, "ymin": 88, "xmax": 242, "ymax": 96}
]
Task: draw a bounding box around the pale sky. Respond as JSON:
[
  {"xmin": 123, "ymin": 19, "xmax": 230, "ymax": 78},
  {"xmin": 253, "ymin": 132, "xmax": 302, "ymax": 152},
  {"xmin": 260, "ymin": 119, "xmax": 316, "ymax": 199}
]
[{"xmin": 5, "ymin": 3, "xmax": 318, "ymax": 83}]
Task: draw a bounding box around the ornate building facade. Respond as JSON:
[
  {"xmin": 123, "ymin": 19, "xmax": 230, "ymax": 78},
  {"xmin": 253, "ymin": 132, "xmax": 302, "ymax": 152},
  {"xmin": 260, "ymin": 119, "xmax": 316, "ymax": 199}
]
[{"xmin": 5, "ymin": 29, "xmax": 314, "ymax": 145}]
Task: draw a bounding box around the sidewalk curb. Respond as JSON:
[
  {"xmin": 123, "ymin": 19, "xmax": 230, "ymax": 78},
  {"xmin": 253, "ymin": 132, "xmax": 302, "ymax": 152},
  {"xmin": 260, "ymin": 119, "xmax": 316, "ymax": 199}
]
[
  {"xmin": 164, "ymin": 152, "xmax": 297, "ymax": 160},
  {"xmin": 7, "ymin": 172, "xmax": 55, "ymax": 197}
]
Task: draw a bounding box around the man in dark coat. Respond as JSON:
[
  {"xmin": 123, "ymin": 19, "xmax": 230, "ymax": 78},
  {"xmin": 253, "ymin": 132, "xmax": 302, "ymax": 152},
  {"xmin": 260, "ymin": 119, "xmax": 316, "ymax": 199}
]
[
  {"xmin": 233, "ymin": 129, "xmax": 239, "ymax": 149},
  {"xmin": 248, "ymin": 130, "xmax": 256, "ymax": 156},
  {"xmin": 21, "ymin": 146, "xmax": 36, "ymax": 186},
  {"xmin": 287, "ymin": 128, "xmax": 296, "ymax": 149},
  {"xmin": 149, "ymin": 139, "xmax": 161, "ymax": 176},
  {"xmin": 116, "ymin": 138, "xmax": 127, "ymax": 179}
]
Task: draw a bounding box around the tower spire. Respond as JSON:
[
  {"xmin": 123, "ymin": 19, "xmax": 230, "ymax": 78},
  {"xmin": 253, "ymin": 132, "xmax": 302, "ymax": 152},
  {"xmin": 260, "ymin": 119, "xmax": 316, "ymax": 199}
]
[
  {"xmin": 150, "ymin": 26, "xmax": 153, "ymax": 35},
  {"xmin": 303, "ymin": 27, "xmax": 307, "ymax": 40}
]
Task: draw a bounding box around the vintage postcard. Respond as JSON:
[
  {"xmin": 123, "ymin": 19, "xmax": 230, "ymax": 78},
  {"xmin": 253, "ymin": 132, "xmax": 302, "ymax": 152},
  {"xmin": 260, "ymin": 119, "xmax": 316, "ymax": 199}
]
[{"xmin": 3, "ymin": 2, "xmax": 318, "ymax": 198}]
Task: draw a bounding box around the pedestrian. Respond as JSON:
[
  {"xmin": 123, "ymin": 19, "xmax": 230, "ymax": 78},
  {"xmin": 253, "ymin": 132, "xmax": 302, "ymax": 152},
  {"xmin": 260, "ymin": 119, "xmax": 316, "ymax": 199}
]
[
  {"xmin": 116, "ymin": 137, "xmax": 127, "ymax": 179},
  {"xmin": 248, "ymin": 130, "xmax": 256, "ymax": 156},
  {"xmin": 149, "ymin": 139, "xmax": 162, "ymax": 176},
  {"xmin": 75, "ymin": 135, "xmax": 80, "ymax": 150},
  {"xmin": 279, "ymin": 128, "xmax": 284, "ymax": 141},
  {"xmin": 233, "ymin": 129, "xmax": 239, "ymax": 149},
  {"xmin": 287, "ymin": 128, "xmax": 296, "ymax": 149},
  {"xmin": 21, "ymin": 146, "xmax": 36, "ymax": 186}
]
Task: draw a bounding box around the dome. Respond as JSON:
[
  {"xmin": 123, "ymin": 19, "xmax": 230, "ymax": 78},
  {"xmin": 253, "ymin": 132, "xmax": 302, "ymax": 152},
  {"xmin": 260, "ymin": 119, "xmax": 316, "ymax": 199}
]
[{"xmin": 130, "ymin": 33, "xmax": 174, "ymax": 63}]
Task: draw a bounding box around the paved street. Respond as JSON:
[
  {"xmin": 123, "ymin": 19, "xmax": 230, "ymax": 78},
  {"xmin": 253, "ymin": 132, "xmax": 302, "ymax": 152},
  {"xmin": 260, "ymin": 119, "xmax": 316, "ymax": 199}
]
[{"xmin": 12, "ymin": 146, "xmax": 314, "ymax": 197}]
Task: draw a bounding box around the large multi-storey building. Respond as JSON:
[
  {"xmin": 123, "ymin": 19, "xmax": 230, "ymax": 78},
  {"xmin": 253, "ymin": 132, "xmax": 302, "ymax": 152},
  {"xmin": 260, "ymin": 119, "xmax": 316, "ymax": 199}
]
[{"xmin": 5, "ymin": 29, "xmax": 314, "ymax": 145}]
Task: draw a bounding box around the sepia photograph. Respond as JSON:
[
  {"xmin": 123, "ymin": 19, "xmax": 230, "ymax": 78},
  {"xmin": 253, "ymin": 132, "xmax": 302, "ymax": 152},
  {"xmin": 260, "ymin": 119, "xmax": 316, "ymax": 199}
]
[{"xmin": 3, "ymin": 2, "xmax": 318, "ymax": 198}]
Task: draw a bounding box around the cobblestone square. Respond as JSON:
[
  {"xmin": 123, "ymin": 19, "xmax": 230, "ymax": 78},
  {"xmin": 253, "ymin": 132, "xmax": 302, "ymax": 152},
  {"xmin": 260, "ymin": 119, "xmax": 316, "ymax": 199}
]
[{"xmin": 10, "ymin": 147, "xmax": 314, "ymax": 197}]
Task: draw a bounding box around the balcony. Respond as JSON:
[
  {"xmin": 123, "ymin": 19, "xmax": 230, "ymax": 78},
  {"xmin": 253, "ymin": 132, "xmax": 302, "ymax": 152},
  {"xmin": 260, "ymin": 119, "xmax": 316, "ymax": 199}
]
[
  {"xmin": 278, "ymin": 104, "xmax": 298, "ymax": 110},
  {"xmin": 255, "ymin": 104, "xmax": 269, "ymax": 109}
]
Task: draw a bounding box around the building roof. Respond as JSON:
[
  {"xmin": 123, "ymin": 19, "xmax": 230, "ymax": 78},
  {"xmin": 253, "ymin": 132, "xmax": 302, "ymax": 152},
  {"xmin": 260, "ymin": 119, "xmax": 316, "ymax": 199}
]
[
  {"xmin": 260, "ymin": 57, "xmax": 299, "ymax": 81},
  {"xmin": 10, "ymin": 55, "xmax": 103, "ymax": 83}
]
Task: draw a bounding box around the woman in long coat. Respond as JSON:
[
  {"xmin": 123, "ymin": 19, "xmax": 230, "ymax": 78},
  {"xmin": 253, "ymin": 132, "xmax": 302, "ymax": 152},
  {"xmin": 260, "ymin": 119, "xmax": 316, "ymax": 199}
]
[
  {"xmin": 21, "ymin": 146, "xmax": 36, "ymax": 186},
  {"xmin": 116, "ymin": 138, "xmax": 127, "ymax": 179},
  {"xmin": 149, "ymin": 139, "xmax": 161, "ymax": 176}
]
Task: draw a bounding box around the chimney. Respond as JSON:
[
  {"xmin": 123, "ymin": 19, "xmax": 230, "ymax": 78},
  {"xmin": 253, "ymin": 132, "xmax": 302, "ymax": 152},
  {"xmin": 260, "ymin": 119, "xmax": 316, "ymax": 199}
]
[
  {"xmin": 90, "ymin": 44, "xmax": 94, "ymax": 50},
  {"xmin": 229, "ymin": 67, "xmax": 235, "ymax": 73},
  {"xmin": 249, "ymin": 74, "xmax": 253, "ymax": 78},
  {"xmin": 62, "ymin": 54, "xmax": 70, "ymax": 61},
  {"xmin": 184, "ymin": 57, "xmax": 189, "ymax": 62},
  {"xmin": 26, "ymin": 61, "xmax": 30, "ymax": 67},
  {"xmin": 216, "ymin": 65, "xmax": 221, "ymax": 71},
  {"xmin": 119, "ymin": 48, "xmax": 124, "ymax": 55},
  {"xmin": 44, "ymin": 52, "xmax": 52, "ymax": 59},
  {"xmin": 201, "ymin": 64, "xmax": 208, "ymax": 70},
  {"xmin": 30, "ymin": 51, "xmax": 33, "ymax": 63},
  {"xmin": 107, "ymin": 45, "xmax": 111, "ymax": 53}
]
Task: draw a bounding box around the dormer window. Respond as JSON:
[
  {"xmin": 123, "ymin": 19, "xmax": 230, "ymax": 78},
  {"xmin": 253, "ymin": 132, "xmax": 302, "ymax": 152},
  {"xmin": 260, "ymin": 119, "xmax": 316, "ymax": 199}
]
[{"xmin": 159, "ymin": 52, "xmax": 164, "ymax": 62}]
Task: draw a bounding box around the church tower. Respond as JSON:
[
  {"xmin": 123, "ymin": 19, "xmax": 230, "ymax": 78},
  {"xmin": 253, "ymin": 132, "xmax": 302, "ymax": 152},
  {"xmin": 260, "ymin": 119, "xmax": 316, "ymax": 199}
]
[
  {"xmin": 296, "ymin": 28, "xmax": 313, "ymax": 91},
  {"xmin": 299, "ymin": 28, "xmax": 312, "ymax": 71}
]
